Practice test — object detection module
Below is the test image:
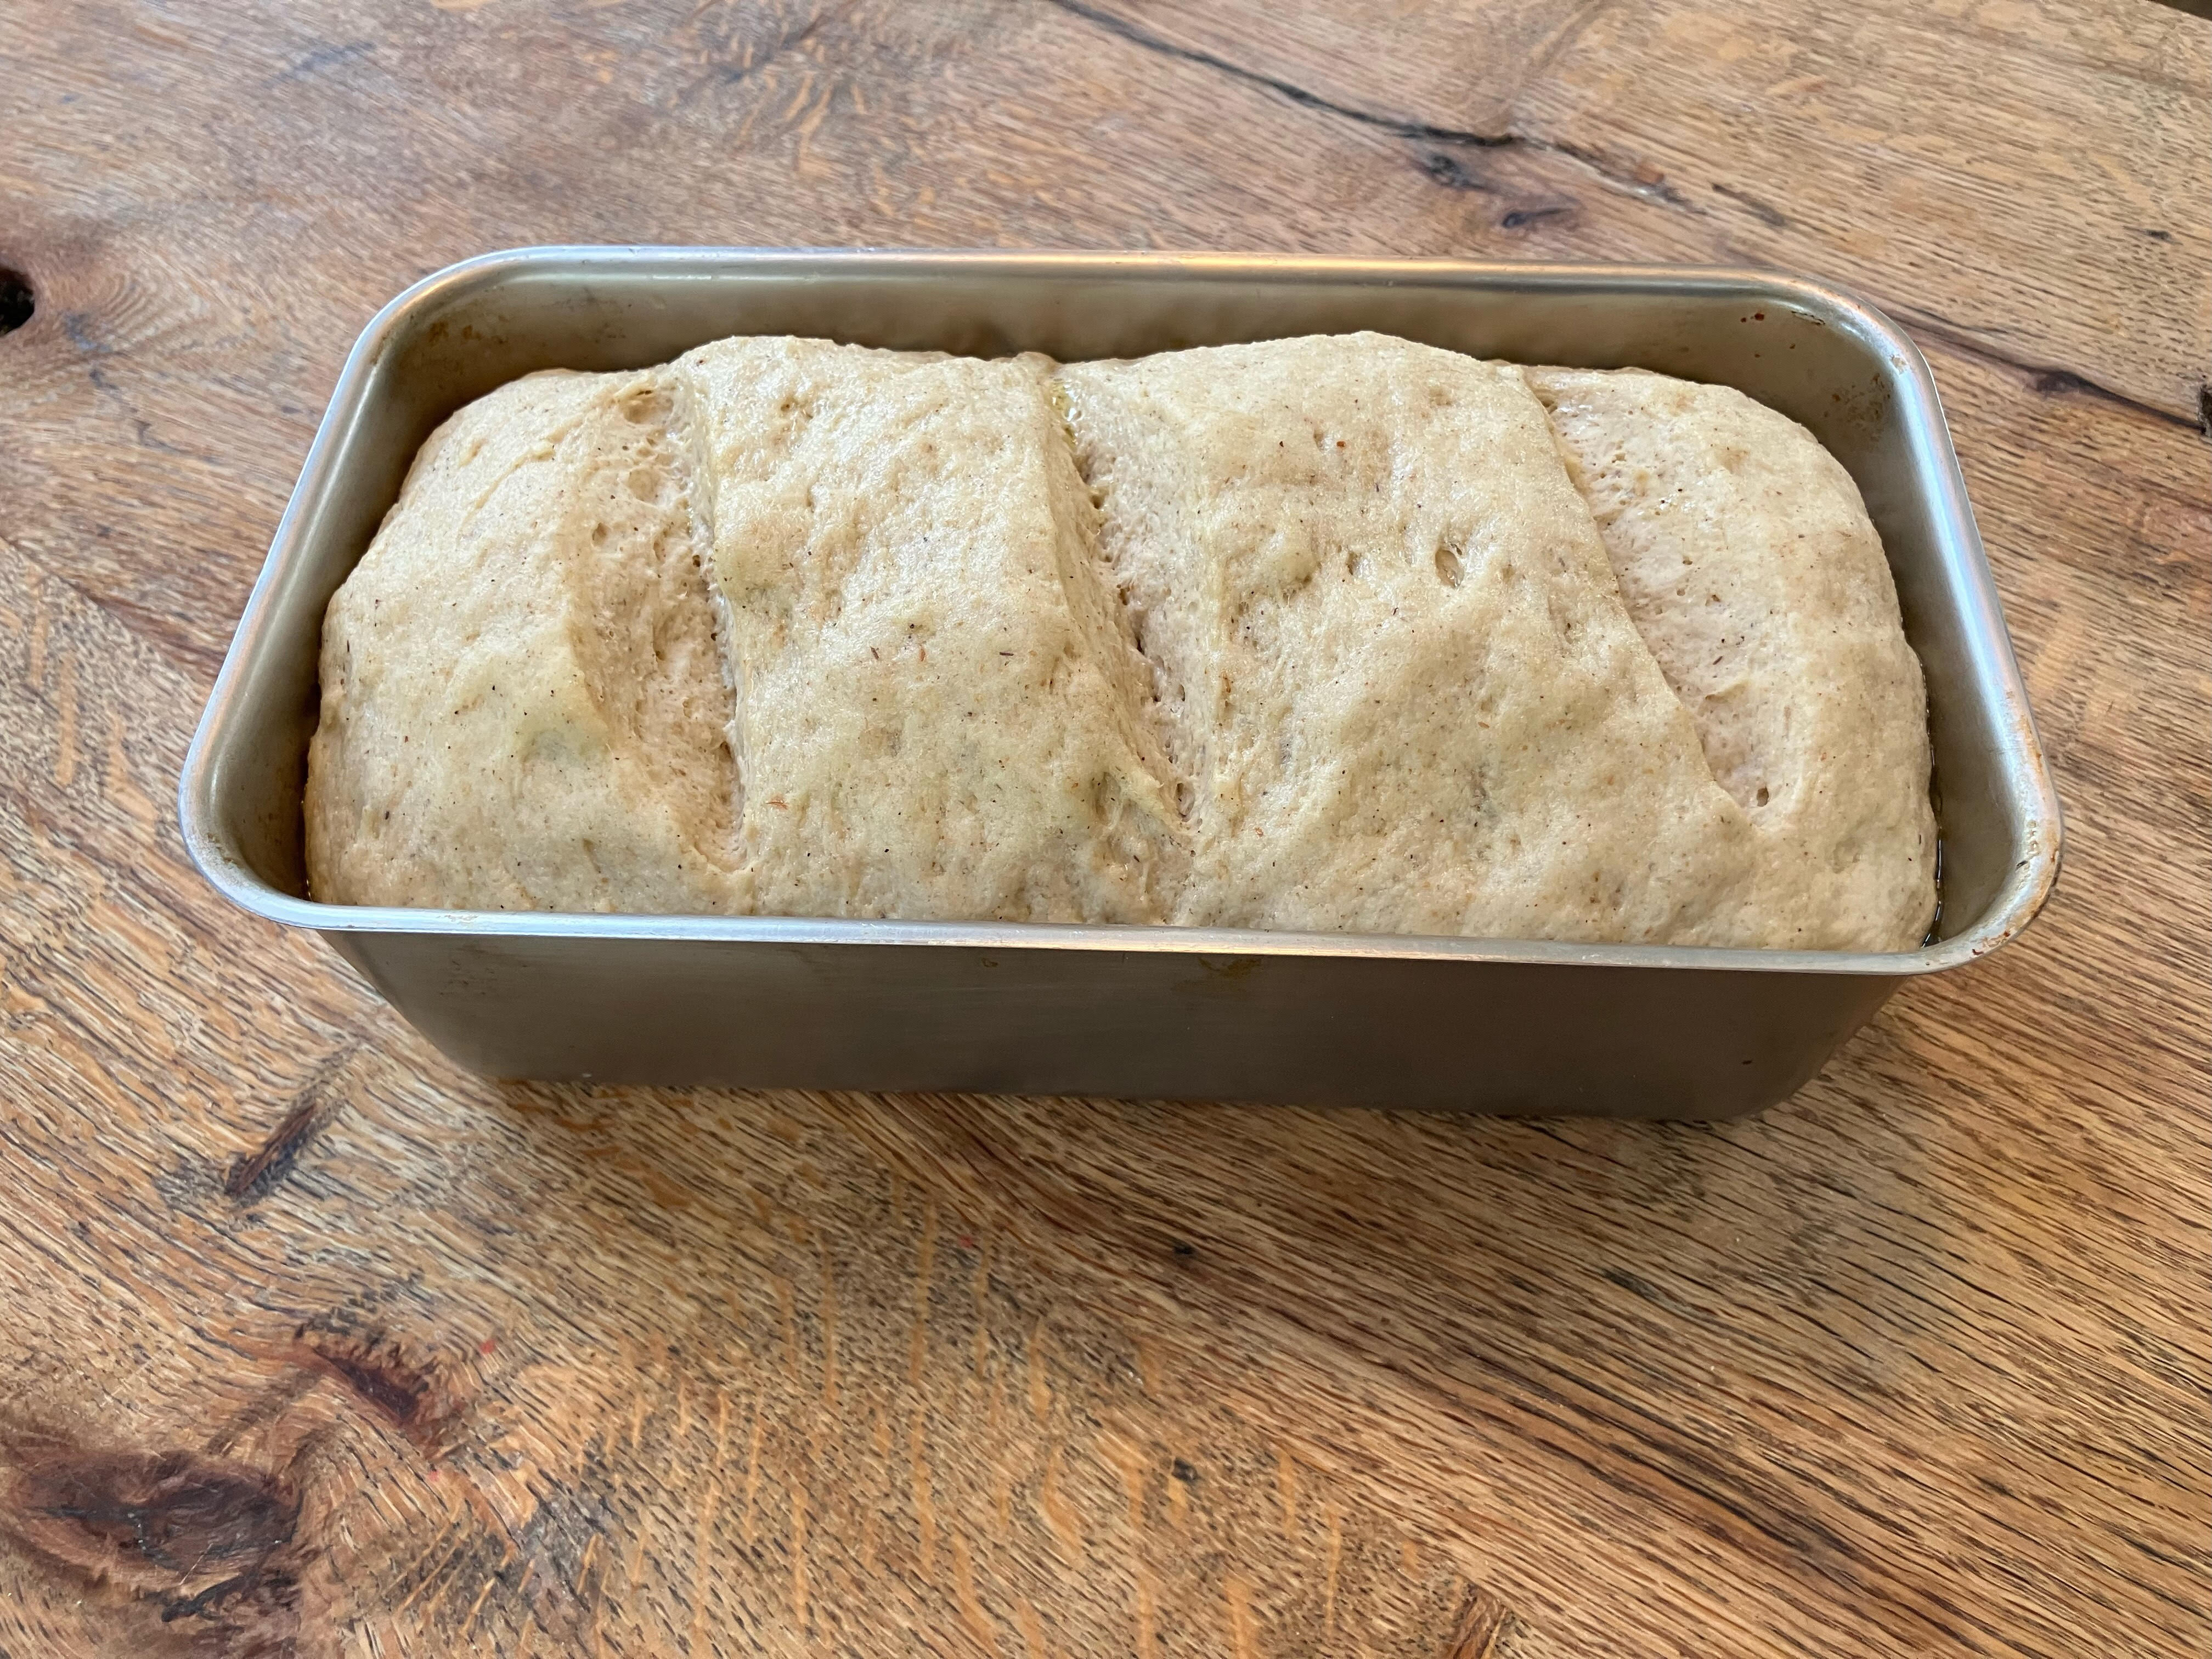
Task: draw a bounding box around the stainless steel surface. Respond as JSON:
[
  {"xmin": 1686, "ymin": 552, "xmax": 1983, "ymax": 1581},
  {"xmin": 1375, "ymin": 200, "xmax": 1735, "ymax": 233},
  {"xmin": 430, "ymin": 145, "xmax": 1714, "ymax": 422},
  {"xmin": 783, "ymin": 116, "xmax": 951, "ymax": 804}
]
[{"xmin": 177, "ymin": 249, "xmax": 2062, "ymax": 1116}]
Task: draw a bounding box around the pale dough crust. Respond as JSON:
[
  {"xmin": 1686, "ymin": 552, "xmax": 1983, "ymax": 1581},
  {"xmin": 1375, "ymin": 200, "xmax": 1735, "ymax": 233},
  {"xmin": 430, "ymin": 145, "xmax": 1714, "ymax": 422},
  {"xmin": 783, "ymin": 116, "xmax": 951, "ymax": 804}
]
[
  {"xmin": 672, "ymin": 336, "xmax": 1184, "ymax": 924},
  {"xmin": 1059, "ymin": 334, "xmax": 1768, "ymax": 944},
  {"xmin": 1527, "ymin": 366, "xmax": 1936, "ymax": 949},
  {"xmin": 306, "ymin": 368, "xmax": 746, "ymax": 914},
  {"xmin": 306, "ymin": 336, "xmax": 1936, "ymax": 950}
]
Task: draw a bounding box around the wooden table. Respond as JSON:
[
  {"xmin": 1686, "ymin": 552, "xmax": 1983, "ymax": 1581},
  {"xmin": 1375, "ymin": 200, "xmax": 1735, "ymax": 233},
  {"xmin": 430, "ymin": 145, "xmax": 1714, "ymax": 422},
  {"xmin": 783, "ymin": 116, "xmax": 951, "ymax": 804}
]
[{"xmin": 2, "ymin": 3, "xmax": 2205, "ymax": 1655}]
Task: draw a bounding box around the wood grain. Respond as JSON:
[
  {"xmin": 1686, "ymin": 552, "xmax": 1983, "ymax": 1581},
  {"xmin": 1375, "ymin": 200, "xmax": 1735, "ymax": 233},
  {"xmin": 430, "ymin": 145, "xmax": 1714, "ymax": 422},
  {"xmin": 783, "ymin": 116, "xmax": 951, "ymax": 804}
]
[{"xmin": 1, "ymin": 2, "xmax": 2206, "ymax": 1655}]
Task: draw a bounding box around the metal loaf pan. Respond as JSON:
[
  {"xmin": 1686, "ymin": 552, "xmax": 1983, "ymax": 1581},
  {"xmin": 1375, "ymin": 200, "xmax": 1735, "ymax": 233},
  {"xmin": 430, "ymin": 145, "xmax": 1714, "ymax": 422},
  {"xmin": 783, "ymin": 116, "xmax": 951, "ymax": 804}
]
[{"xmin": 178, "ymin": 249, "xmax": 2061, "ymax": 1117}]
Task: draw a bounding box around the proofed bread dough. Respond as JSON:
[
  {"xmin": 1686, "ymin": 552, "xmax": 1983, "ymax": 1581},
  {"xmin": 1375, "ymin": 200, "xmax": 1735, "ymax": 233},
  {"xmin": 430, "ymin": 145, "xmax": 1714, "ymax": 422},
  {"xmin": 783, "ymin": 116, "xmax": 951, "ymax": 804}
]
[
  {"xmin": 306, "ymin": 368, "xmax": 747, "ymax": 916},
  {"xmin": 1059, "ymin": 334, "xmax": 1765, "ymax": 944},
  {"xmin": 674, "ymin": 336, "xmax": 1186, "ymax": 924},
  {"xmin": 1527, "ymin": 366, "xmax": 1937, "ymax": 949},
  {"xmin": 305, "ymin": 334, "xmax": 1936, "ymax": 951}
]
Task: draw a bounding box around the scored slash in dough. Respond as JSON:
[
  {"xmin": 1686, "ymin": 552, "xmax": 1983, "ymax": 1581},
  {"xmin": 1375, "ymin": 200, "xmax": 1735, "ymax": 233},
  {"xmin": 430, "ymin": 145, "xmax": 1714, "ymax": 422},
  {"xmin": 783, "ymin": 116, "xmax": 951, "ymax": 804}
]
[
  {"xmin": 672, "ymin": 336, "xmax": 1186, "ymax": 924},
  {"xmin": 1058, "ymin": 332, "xmax": 1773, "ymax": 945},
  {"xmin": 305, "ymin": 368, "xmax": 748, "ymax": 914},
  {"xmin": 1527, "ymin": 366, "xmax": 1937, "ymax": 949}
]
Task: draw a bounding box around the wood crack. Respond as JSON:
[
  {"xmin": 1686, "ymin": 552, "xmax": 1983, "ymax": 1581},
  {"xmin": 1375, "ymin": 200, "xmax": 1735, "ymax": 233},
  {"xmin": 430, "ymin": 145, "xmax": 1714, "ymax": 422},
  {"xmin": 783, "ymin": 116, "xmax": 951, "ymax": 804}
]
[
  {"xmin": 1044, "ymin": 0, "xmax": 1700, "ymax": 211},
  {"xmin": 1897, "ymin": 302, "xmax": 2204, "ymax": 432},
  {"xmin": 1041, "ymin": 0, "xmax": 1519, "ymax": 146},
  {"xmin": 1530, "ymin": 133, "xmax": 1696, "ymax": 208},
  {"xmin": 224, "ymin": 1042, "xmax": 363, "ymax": 1204}
]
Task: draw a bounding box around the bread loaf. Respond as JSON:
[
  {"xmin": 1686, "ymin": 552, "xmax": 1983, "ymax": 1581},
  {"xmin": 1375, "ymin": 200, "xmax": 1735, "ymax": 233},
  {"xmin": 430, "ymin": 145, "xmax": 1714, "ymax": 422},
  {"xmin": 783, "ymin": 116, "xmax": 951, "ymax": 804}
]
[{"xmin": 305, "ymin": 335, "xmax": 1936, "ymax": 950}]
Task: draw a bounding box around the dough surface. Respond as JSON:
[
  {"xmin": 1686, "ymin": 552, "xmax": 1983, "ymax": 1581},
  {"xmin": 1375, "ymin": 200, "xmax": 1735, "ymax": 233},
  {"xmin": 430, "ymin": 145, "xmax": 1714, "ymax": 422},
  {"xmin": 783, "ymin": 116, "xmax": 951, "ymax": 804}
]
[
  {"xmin": 673, "ymin": 337, "xmax": 1184, "ymax": 923},
  {"xmin": 1527, "ymin": 366, "xmax": 1937, "ymax": 949},
  {"xmin": 306, "ymin": 335, "xmax": 1936, "ymax": 951},
  {"xmin": 305, "ymin": 368, "xmax": 746, "ymax": 915},
  {"xmin": 1059, "ymin": 334, "xmax": 1767, "ymax": 944}
]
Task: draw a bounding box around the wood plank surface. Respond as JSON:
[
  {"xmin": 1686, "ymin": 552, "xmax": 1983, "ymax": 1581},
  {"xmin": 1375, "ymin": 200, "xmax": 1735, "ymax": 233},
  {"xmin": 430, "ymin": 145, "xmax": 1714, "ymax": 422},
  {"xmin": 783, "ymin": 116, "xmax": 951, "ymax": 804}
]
[{"xmin": 1, "ymin": 2, "xmax": 2205, "ymax": 1656}]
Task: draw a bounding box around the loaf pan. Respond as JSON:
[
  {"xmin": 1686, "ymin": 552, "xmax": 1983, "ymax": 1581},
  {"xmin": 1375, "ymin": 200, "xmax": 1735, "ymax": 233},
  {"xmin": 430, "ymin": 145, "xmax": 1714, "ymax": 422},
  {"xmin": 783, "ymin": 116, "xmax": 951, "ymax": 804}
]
[{"xmin": 178, "ymin": 249, "xmax": 2060, "ymax": 1116}]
